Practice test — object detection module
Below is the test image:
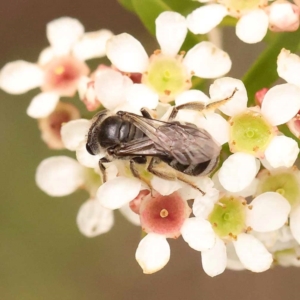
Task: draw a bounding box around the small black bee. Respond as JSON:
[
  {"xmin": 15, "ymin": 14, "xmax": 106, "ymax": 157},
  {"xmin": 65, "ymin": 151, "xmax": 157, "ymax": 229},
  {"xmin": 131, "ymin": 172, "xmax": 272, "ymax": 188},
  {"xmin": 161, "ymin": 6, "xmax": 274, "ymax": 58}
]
[{"xmin": 86, "ymin": 89, "xmax": 236, "ymax": 192}]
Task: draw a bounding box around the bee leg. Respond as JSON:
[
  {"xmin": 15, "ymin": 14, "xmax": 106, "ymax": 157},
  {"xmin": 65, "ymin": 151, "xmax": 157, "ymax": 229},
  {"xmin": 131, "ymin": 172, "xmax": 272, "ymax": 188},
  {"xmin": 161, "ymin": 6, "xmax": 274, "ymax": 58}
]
[
  {"xmin": 175, "ymin": 172, "xmax": 205, "ymax": 195},
  {"xmin": 147, "ymin": 157, "xmax": 178, "ymax": 181},
  {"xmin": 141, "ymin": 107, "xmax": 153, "ymax": 119},
  {"xmin": 99, "ymin": 157, "xmax": 110, "ymax": 182},
  {"xmin": 130, "ymin": 157, "xmax": 154, "ymax": 195},
  {"xmin": 168, "ymin": 88, "xmax": 238, "ymax": 121}
]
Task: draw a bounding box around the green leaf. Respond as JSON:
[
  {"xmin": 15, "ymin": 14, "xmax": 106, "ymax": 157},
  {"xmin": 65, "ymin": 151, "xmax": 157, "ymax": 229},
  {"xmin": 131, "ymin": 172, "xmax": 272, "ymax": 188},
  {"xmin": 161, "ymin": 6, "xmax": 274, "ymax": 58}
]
[
  {"xmin": 243, "ymin": 30, "xmax": 300, "ymax": 105},
  {"xmin": 118, "ymin": 0, "xmax": 135, "ymax": 12}
]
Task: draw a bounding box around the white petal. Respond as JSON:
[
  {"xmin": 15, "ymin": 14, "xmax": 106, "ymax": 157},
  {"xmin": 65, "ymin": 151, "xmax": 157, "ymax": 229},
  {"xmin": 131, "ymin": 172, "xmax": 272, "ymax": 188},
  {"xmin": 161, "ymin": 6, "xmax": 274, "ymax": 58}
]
[
  {"xmin": 27, "ymin": 92, "xmax": 59, "ymax": 118},
  {"xmin": 0, "ymin": 61, "xmax": 43, "ymax": 94},
  {"xmin": 201, "ymin": 237, "xmax": 226, "ymax": 277},
  {"xmin": 135, "ymin": 233, "xmax": 170, "ymax": 274},
  {"xmin": 218, "ymin": 153, "xmax": 259, "ymax": 193},
  {"xmin": 61, "ymin": 119, "xmax": 91, "ymax": 151},
  {"xmin": 36, "ymin": 156, "xmax": 84, "ymax": 197},
  {"xmin": 151, "ymin": 176, "xmax": 182, "ymax": 196},
  {"xmin": 181, "ymin": 217, "xmax": 216, "ymax": 251},
  {"xmin": 106, "ymin": 33, "xmax": 149, "ymax": 72},
  {"xmin": 277, "ymin": 49, "xmax": 300, "ymax": 86},
  {"xmin": 175, "ymin": 89, "xmax": 209, "ymax": 106},
  {"xmin": 233, "ymin": 233, "xmax": 273, "ymax": 272},
  {"xmin": 97, "ymin": 176, "xmax": 141, "ymax": 209},
  {"xmin": 38, "ymin": 47, "xmax": 55, "ymax": 66},
  {"xmin": 226, "ymin": 242, "xmax": 245, "ymax": 271},
  {"xmin": 155, "ymin": 11, "xmax": 187, "ymax": 57},
  {"xmin": 236, "ymin": 10, "xmax": 269, "ymax": 44},
  {"xmin": 261, "ymin": 83, "xmax": 300, "ymax": 126},
  {"xmin": 119, "ymin": 203, "xmax": 140, "ymax": 226},
  {"xmin": 186, "ymin": 5, "xmax": 227, "ymax": 34},
  {"xmin": 76, "ymin": 199, "xmax": 114, "ymax": 237},
  {"xmin": 126, "ymin": 83, "xmax": 159, "ymax": 110},
  {"xmin": 76, "ymin": 143, "xmax": 102, "ymax": 168},
  {"xmin": 209, "ymin": 77, "xmax": 248, "ymax": 116},
  {"xmin": 47, "ymin": 17, "xmax": 84, "ymax": 55},
  {"xmin": 72, "ymin": 29, "xmax": 114, "ymax": 60},
  {"xmin": 290, "ymin": 205, "xmax": 300, "ymax": 244},
  {"xmin": 183, "ymin": 41, "xmax": 231, "ymax": 78},
  {"xmin": 95, "ymin": 69, "xmax": 132, "ymax": 110},
  {"xmin": 247, "ymin": 192, "xmax": 290, "ymax": 232},
  {"xmin": 193, "ymin": 190, "xmax": 219, "ymax": 218},
  {"xmin": 195, "ymin": 113, "xmax": 229, "ymax": 145},
  {"xmin": 264, "ymin": 135, "xmax": 299, "ymax": 168}
]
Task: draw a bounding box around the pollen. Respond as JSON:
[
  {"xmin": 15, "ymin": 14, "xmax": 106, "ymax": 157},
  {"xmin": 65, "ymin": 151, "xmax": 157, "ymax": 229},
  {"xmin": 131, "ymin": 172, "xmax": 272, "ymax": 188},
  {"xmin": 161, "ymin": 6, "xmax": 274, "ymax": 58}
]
[{"xmin": 54, "ymin": 66, "xmax": 65, "ymax": 75}]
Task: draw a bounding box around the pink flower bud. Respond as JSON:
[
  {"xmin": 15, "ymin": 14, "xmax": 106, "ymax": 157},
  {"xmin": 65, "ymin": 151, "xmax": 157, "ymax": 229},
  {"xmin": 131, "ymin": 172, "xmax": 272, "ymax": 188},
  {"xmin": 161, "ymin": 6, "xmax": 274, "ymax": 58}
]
[{"xmin": 255, "ymin": 87, "xmax": 269, "ymax": 106}]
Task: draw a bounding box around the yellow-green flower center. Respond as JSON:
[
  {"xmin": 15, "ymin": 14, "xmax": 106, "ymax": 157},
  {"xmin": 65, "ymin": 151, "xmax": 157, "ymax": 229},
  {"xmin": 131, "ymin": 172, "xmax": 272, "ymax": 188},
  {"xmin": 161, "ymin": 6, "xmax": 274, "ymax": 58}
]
[
  {"xmin": 229, "ymin": 110, "xmax": 274, "ymax": 157},
  {"xmin": 142, "ymin": 54, "xmax": 190, "ymax": 102},
  {"xmin": 257, "ymin": 170, "xmax": 300, "ymax": 207},
  {"xmin": 208, "ymin": 196, "xmax": 246, "ymax": 238}
]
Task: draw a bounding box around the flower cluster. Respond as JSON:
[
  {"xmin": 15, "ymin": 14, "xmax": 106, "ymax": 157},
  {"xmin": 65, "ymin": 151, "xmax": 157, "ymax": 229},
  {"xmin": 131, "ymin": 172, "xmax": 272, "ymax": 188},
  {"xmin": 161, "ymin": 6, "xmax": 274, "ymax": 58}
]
[{"xmin": 2, "ymin": 4, "xmax": 300, "ymax": 278}]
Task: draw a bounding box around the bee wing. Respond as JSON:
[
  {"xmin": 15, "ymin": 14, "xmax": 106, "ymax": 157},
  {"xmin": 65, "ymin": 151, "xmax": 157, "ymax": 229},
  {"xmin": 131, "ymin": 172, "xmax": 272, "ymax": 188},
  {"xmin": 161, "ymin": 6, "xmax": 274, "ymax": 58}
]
[
  {"xmin": 114, "ymin": 136, "xmax": 167, "ymax": 157},
  {"xmin": 157, "ymin": 124, "xmax": 221, "ymax": 165},
  {"xmin": 118, "ymin": 112, "xmax": 220, "ymax": 165}
]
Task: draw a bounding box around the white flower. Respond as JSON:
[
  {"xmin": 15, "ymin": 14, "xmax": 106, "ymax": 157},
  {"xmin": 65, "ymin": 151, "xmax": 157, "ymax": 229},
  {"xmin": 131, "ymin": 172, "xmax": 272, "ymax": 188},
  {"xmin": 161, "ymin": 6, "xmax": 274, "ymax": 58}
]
[
  {"xmin": 95, "ymin": 11, "xmax": 231, "ymax": 111},
  {"xmin": 0, "ymin": 17, "xmax": 113, "ymax": 118},
  {"xmin": 210, "ymin": 77, "xmax": 300, "ymax": 192},
  {"xmin": 186, "ymin": 1, "xmax": 298, "ymax": 43},
  {"xmin": 181, "ymin": 191, "xmax": 290, "ymax": 276}
]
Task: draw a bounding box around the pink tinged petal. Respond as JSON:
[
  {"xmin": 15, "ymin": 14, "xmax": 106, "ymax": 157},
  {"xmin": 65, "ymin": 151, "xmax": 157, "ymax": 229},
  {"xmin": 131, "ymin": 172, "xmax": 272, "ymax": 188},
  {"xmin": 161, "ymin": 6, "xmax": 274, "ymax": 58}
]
[
  {"xmin": 290, "ymin": 205, "xmax": 300, "ymax": 244},
  {"xmin": 277, "ymin": 48, "xmax": 300, "ymax": 86},
  {"xmin": 140, "ymin": 192, "xmax": 191, "ymax": 238},
  {"xmin": 181, "ymin": 217, "xmax": 216, "ymax": 251},
  {"xmin": 264, "ymin": 135, "xmax": 299, "ymax": 168},
  {"xmin": 27, "ymin": 92, "xmax": 59, "ymax": 118},
  {"xmin": 106, "ymin": 33, "xmax": 149, "ymax": 73},
  {"xmin": 119, "ymin": 203, "xmax": 140, "ymax": 226},
  {"xmin": 76, "ymin": 143, "xmax": 102, "ymax": 168},
  {"xmin": 76, "ymin": 199, "xmax": 114, "ymax": 237},
  {"xmin": 42, "ymin": 56, "xmax": 89, "ymax": 97},
  {"xmin": 247, "ymin": 192, "xmax": 291, "ymax": 232},
  {"xmin": 151, "ymin": 176, "xmax": 182, "ymax": 196},
  {"xmin": 186, "ymin": 4, "xmax": 227, "ymax": 34},
  {"xmin": 193, "ymin": 189, "xmax": 219, "ymax": 218},
  {"xmin": 236, "ymin": 10, "xmax": 269, "ymax": 44},
  {"xmin": 233, "ymin": 233, "xmax": 273, "ymax": 272},
  {"xmin": 261, "ymin": 84, "xmax": 300, "ymax": 126},
  {"xmin": 218, "ymin": 153, "xmax": 259, "ymax": 193},
  {"xmin": 175, "ymin": 89, "xmax": 209, "ymax": 106},
  {"xmin": 183, "ymin": 41, "xmax": 231, "ymax": 78},
  {"xmin": 126, "ymin": 83, "xmax": 159, "ymax": 110},
  {"xmin": 97, "ymin": 177, "xmax": 141, "ymax": 210},
  {"xmin": 0, "ymin": 61, "xmax": 43, "ymax": 94},
  {"xmin": 95, "ymin": 69, "xmax": 132, "ymax": 110},
  {"xmin": 195, "ymin": 113, "xmax": 229, "ymax": 145},
  {"xmin": 155, "ymin": 11, "xmax": 187, "ymax": 57},
  {"xmin": 72, "ymin": 29, "xmax": 114, "ymax": 60},
  {"xmin": 60, "ymin": 119, "xmax": 91, "ymax": 151},
  {"xmin": 36, "ymin": 156, "xmax": 84, "ymax": 197},
  {"xmin": 46, "ymin": 17, "xmax": 84, "ymax": 55},
  {"xmin": 201, "ymin": 237, "xmax": 227, "ymax": 277},
  {"xmin": 135, "ymin": 233, "xmax": 170, "ymax": 274},
  {"xmin": 209, "ymin": 77, "xmax": 248, "ymax": 116},
  {"xmin": 269, "ymin": 2, "xmax": 300, "ymax": 32}
]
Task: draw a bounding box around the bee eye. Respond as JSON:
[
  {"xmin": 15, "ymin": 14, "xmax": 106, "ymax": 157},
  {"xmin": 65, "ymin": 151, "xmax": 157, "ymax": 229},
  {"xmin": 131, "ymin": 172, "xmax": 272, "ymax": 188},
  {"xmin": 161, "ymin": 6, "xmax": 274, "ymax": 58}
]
[{"xmin": 86, "ymin": 143, "xmax": 95, "ymax": 155}]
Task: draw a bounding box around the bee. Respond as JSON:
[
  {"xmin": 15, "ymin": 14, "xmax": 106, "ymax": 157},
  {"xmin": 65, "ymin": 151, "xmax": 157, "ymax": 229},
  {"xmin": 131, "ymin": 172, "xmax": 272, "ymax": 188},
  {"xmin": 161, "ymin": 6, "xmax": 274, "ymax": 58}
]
[{"xmin": 86, "ymin": 89, "xmax": 237, "ymax": 193}]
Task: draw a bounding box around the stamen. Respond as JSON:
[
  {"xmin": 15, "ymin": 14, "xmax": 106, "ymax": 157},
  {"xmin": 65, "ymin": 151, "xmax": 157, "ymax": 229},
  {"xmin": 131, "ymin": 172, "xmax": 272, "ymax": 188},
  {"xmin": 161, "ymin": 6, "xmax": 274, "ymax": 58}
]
[
  {"xmin": 55, "ymin": 66, "xmax": 65, "ymax": 75},
  {"xmin": 160, "ymin": 209, "xmax": 169, "ymax": 218}
]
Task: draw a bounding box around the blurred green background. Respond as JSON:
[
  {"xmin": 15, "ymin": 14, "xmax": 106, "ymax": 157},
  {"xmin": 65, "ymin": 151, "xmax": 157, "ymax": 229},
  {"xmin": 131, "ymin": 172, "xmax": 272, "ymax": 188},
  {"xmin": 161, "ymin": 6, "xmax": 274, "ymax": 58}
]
[{"xmin": 1, "ymin": 1, "xmax": 300, "ymax": 299}]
